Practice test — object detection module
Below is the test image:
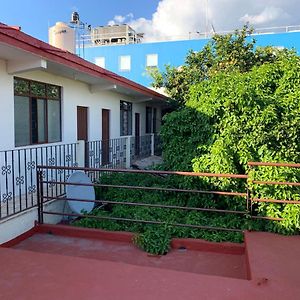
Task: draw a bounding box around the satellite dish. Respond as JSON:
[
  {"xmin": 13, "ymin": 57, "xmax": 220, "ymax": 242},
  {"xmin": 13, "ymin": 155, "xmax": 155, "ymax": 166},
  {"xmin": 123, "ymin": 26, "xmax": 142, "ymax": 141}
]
[{"xmin": 66, "ymin": 171, "xmax": 95, "ymax": 214}]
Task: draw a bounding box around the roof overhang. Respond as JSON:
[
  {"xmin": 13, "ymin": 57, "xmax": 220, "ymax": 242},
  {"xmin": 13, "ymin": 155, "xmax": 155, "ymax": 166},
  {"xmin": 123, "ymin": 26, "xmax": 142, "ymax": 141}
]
[{"xmin": 0, "ymin": 24, "xmax": 169, "ymax": 106}]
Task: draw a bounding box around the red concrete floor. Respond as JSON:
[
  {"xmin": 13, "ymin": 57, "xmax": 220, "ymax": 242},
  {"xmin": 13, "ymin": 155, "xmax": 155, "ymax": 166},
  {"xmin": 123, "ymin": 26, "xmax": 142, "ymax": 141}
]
[
  {"xmin": 1, "ymin": 225, "xmax": 300, "ymax": 300},
  {"xmin": 12, "ymin": 233, "xmax": 247, "ymax": 279}
]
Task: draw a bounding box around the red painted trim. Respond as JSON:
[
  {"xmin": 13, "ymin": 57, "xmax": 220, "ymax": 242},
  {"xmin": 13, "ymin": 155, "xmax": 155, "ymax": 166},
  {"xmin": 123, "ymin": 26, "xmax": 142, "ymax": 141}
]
[
  {"xmin": 0, "ymin": 23, "xmax": 167, "ymax": 101},
  {"xmin": 36, "ymin": 224, "xmax": 134, "ymax": 243},
  {"xmin": 1, "ymin": 225, "xmax": 38, "ymax": 248},
  {"xmin": 171, "ymin": 237, "xmax": 245, "ymax": 255}
]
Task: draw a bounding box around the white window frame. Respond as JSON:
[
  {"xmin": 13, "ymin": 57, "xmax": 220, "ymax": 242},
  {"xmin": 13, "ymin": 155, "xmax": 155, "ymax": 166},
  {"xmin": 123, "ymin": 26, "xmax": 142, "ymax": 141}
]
[
  {"xmin": 119, "ymin": 55, "xmax": 131, "ymax": 72},
  {"xmin": 146, "ymin": 54, "xmax": 158, "ymax": 68},
  {"xmin": 95, "ymin": 56, "xmax": 105, "ymax": 68}
]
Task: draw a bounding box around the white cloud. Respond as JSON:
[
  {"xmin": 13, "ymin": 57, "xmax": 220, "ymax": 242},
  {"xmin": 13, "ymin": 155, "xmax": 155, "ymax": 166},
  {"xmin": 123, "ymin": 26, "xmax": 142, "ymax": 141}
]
[
  {"xmin": 107, "ymin": 0, "xmax": 299, "ymax": 42},
  {"xmin": 107, "ymin": 13, "xmax": 134, "ymax": 26},
  {"xmin": 240, "ymin": 6, "xmax": 285, "ymax": 25}
]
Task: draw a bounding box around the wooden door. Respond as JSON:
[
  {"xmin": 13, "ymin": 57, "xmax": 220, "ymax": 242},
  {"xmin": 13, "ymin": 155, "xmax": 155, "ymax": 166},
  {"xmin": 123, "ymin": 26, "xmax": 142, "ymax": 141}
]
[
  {"xmin": 135, "ymin": 113, "xmax": 140, "ymax": 156},
  {"xmin": 102, "ymin": 109, "xmax": 110, "ymax": 165},
  {"xmin": 77, "ymin": 106, "xmax": 88, "ymax": 141}
]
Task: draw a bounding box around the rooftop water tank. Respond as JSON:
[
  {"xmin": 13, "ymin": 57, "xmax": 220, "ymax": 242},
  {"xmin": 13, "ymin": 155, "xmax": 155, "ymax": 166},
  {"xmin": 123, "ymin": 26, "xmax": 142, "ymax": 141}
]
[{"xmin": 49, "ymin": 22, "xmax": 75, "ymax": 53}]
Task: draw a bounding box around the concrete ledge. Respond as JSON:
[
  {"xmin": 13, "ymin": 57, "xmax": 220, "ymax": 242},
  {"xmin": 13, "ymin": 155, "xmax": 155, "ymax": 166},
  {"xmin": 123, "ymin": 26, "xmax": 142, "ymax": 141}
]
[
  {"xmin": 171, "ymin": 237, "xmax": 245, "ymax": 255},
  {"xmin": 32, "ymin": 224, "xmax": 245, "ymax": 255},
  {"xmin": 36, "ymin": 223, "xmax": 135, "ymax": 243}
]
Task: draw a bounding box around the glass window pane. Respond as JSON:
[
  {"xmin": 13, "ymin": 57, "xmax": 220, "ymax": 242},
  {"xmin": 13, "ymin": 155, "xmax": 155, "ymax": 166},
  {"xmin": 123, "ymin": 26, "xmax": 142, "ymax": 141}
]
[
  {"xmin": 37, "ymin": 99, "xmax": 46, "ymax": 143},
  {"xmin": 153, "ymin": 108, "xmax": 157, "ymax": 133},
  {"xmin": 95, "ymin": 57, "xmax": 105, "ymax": 68},
  {"xmin": 146, "ymin": 107, "xmax": 152, "ymax": 133},
  {"xmin": 120, "ymin": 101, "xmax": 132, "ymax": 136},
  {"xmin": 146, "ymin": 54, "xmax": 158, "ymax": 67},
  {"xmin": 14, "ymin": 96, "xmax": 30, "ymax": 146},
  {"xmin": 48, "ymin": 100, "xmax": 61, "ymax": 142},
  {"xmin": 119, "ymin": 56, "xmax": 131, "ymax": 71}
]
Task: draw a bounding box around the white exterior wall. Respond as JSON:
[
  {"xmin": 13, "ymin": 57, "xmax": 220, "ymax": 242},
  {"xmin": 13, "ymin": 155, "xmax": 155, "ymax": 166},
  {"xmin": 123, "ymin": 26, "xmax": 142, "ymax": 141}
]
[
  {"xmin": 0, "ymin": 58, "xmax": 163, "ymax": 243},
  {"xmin": 0, "ymin": 66, "xmax": 161, "ymax": 150},
  {"xmin": 0, "ymin": 60, "xmax": 15, "ymax": 150}
]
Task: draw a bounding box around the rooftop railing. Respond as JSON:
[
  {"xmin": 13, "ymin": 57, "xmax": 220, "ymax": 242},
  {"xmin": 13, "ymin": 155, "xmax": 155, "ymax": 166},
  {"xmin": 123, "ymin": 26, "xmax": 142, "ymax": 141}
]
[{"xmin": 36, "ymin": 162, "xmax": 299, "ymax": 233}]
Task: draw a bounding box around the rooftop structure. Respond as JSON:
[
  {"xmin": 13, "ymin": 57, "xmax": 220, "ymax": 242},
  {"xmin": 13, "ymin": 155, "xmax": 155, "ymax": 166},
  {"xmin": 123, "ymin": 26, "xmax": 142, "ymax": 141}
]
[{"xmin": 90, "ymin": 24, "xmax": 143, "ymax": 46}]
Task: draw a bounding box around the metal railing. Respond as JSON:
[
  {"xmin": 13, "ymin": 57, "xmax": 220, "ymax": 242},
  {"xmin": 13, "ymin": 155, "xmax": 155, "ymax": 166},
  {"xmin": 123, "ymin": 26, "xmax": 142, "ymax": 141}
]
[
  {"xmin": 0, "ymin": 143, "xmax": 78, "ymax": 219},
  {"xmin": 86, "ymin": 137, "xmax": 127, "ymax": 169},
  {"xmin": 78, "ymin": 25, "xmax": 300, "ymax": 46},
  {"xmin": 36, "ymin": 163, "xmax": 299, "ymax": 233},
  {"xmin": 130, "ymin": 135, "xmax": 152, "ymax": 161},
  {"xmin": 0, "ymin": 135, "xmax": 161, "ymax": 220}
]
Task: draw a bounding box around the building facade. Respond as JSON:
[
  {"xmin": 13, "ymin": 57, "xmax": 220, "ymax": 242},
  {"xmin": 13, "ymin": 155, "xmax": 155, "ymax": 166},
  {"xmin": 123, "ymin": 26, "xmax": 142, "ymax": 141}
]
[
  {"xmin": 82, "ymin": 28, "xmax": 300, "ymax": 87},
  {"xmin": 0, "ymin": 23, "xmax": 167, "ymax": 242}
]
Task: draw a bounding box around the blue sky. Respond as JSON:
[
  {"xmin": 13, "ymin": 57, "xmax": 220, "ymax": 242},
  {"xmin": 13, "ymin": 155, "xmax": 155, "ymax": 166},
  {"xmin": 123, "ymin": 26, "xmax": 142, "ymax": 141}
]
[
  {"xmin": 0, "ymin": 0, "xmax": 160, "ymax": 41},
  {"xmin": 0, "ymin": 1, "xmax": 298, "ymax": 43}
]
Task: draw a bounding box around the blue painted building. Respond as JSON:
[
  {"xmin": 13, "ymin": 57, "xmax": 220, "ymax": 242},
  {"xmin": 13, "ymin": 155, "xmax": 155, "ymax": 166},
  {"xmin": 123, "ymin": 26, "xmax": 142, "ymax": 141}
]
[{"xmin": 82, "ymin": 31, "xmax": 300, "ymax": 87}]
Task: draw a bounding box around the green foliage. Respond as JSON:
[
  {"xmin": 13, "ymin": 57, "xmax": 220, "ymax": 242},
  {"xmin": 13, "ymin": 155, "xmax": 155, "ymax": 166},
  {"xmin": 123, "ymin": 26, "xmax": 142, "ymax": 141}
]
[
  {"xmin": 133, "ymin": 225, "xmax": 171, "ymax": 255},
  {"xmin": 75, "ymin": 28, "xmax": 300, "ymax": 249},
  {"xmin": 74, "ymin": 172, "xmax": 247, "ymax": 252},
  {"xmin": 160, "ymin": 44, "xmax": 300, "ymax": 234},
  {"xmin": 151, "ymin": 25, "xmax": 279, "ymax": 105}
]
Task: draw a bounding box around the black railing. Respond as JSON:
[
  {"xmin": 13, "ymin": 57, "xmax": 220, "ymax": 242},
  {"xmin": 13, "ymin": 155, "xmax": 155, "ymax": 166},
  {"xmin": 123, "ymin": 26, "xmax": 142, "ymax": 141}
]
[
  {"xmin": 86, "ymin": 137, "xmax": 127, "ymax": 169},
  {"xmin": 0, "ymin": 136, "xmax": 162, "ymax": 220},
  {"xmin": 0, "ymin": 143, "xmax": 77, "ymax": 219}
]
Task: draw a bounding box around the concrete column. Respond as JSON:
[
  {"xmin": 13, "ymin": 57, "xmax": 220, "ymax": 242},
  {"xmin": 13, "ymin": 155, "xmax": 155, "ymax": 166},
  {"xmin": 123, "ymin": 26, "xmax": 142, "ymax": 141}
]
[
  {"xmin": 125, "ymin": 136, "xmax": 131, "ymax": 168},
  {"xmin": 151, "ymin": 134, "xmax": 155, "ymax": 156},
  {"xmin": 76, "ymin": 140, "xmax": 85, "ymax": 167}
]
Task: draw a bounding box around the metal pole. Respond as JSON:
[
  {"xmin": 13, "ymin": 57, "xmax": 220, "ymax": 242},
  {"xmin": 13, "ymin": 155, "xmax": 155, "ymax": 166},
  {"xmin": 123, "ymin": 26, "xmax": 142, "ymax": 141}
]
[{"xmin": 37, "ymin": 170, "xmax": 44, "ymax": 224}]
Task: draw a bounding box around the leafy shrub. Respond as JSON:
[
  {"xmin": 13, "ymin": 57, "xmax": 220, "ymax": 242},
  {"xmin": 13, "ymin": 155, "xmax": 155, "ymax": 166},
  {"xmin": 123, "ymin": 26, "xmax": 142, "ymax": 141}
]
[
  {"xmin": 133, "ymin": 225, "xmax": 171, "ymax": 255},
  {"xmin": 160, "ymin": 52, "xmax": 300, "ymax": 233}
]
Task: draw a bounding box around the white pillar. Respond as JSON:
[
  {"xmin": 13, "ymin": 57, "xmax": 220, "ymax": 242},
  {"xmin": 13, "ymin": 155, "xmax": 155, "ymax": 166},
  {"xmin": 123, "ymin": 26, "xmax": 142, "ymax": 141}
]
[
  {"xmin": 76, "ymin": 140, "xmax": 85, "ymax": 167},
  {"xmin": 151, "ymin": 134, "xmax": 155, "ymax": 156},
  {"xmin": 125, "ymin": 137, "xmax": 131, "ymax": 168}
]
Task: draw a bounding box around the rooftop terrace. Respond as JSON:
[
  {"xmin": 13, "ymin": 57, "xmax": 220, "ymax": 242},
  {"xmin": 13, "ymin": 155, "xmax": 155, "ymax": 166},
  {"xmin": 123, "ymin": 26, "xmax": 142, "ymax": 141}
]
[{"xmin": 1, "ymin": 224, "xmax": 300, "ymax": 299}]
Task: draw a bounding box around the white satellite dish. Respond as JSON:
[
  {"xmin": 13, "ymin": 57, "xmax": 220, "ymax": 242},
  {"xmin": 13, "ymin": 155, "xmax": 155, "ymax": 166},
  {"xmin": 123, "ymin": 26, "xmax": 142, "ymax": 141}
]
[{"xmin": 66, "ymin": 171, "xmax": 95, "ymax": 214}]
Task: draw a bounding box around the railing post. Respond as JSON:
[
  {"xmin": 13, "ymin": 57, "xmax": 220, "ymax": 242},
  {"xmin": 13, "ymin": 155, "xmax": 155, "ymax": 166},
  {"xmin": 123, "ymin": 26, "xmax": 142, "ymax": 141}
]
[
  {"xmin": 76, "ymin": 140, "xmax": 85, "ymax": 167},
  {"xmin": 37, "ymin": 170, "xmax": 44, "ymax": 224},
  {"xmin": 151, "ymin": 134, "xmax": 155, "ymax": 156},
  {"xmin": 126, "ymin": 137, "xmax": 131, "ymax": 169}
]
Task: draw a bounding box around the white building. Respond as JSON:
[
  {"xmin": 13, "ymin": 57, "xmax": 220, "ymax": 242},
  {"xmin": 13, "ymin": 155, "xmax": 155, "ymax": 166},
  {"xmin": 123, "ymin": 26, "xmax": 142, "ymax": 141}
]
[{"xmin": 0, "ymin": 23, "xmax": 167, "ymax": 243}]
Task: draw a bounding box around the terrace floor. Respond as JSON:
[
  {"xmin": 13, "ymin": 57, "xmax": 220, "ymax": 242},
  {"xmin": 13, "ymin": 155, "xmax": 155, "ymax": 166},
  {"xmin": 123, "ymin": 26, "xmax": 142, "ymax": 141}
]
[{"xmin": 1, "ymin": 225, "xmax": 300, "ymax": 299}]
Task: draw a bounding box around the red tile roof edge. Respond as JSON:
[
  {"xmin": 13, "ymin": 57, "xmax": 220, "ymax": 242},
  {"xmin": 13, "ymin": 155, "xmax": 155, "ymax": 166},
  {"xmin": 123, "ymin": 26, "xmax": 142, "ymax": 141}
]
[{"xmin": 0, "ymin": 23, "xmax": 168, "ymax": 101}]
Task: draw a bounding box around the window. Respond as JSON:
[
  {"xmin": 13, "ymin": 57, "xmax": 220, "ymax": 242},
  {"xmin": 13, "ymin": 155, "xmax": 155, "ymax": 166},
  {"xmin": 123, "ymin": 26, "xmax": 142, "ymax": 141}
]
[
  {"xmin": 145, "ymin": 107, "xmax": 157, "ymax": 134},
  {"xmin": 120, "ymin": 101, "xmax": 132, "ymax": 136},
  {"xmin": 119, "ymin": 55, "xmax": 131, "ymax": 71},
  {"xmin": 95, "ymin": 56, "xmax": 105, "ymax": 68},
  {"xmin": 146, "ymin": 107, "xmax": 152, "ymax": 133},
  {"xmin": 146, "ymin": 54, "xmax": 158, "ymax": 68},
  {"xmin": 14, "ymin": 77, "xmax": 61, "ymax": 146}
]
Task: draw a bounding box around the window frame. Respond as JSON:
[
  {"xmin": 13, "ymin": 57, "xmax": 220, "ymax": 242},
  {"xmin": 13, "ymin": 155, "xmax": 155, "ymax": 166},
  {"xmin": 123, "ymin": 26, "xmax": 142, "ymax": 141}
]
[
  {"xmin": 145, "ymin": 107, "xmax": 157, "ymax": 134},
  {"xmin": 120, "ymin": 100, "xmax": 132, "ymax": 136},
  {"xmin": 14, "ymin": 77, "xmax": 62, "ymax": 147},
  {"xmin": 119, "ymin": 55, "xmax": 131, "ymax": 72},
  {"xmin": 95, "ymin": 56, "xmax": 106, "ymax": 68},
  {"xmin": 146, "ymin": 54, "xmax": 158, "ymax": 68}
]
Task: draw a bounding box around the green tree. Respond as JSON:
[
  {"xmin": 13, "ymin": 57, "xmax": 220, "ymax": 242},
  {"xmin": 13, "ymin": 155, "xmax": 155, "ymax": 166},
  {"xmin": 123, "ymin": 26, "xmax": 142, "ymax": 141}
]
[
  {"xmin": 160, "ymin": 49, "xmax": 300, "ymax": 234},
  {"xmin": 150, "ymin": 25, "xmax": 278, "ymax": 106}
]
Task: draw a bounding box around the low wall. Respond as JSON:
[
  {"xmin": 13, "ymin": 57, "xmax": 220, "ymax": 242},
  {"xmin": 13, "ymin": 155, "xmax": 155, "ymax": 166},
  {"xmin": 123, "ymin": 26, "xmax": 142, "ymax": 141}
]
[{"xmin": 0, "ymin": 199, "xmax": 71, "ymax": 244}]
